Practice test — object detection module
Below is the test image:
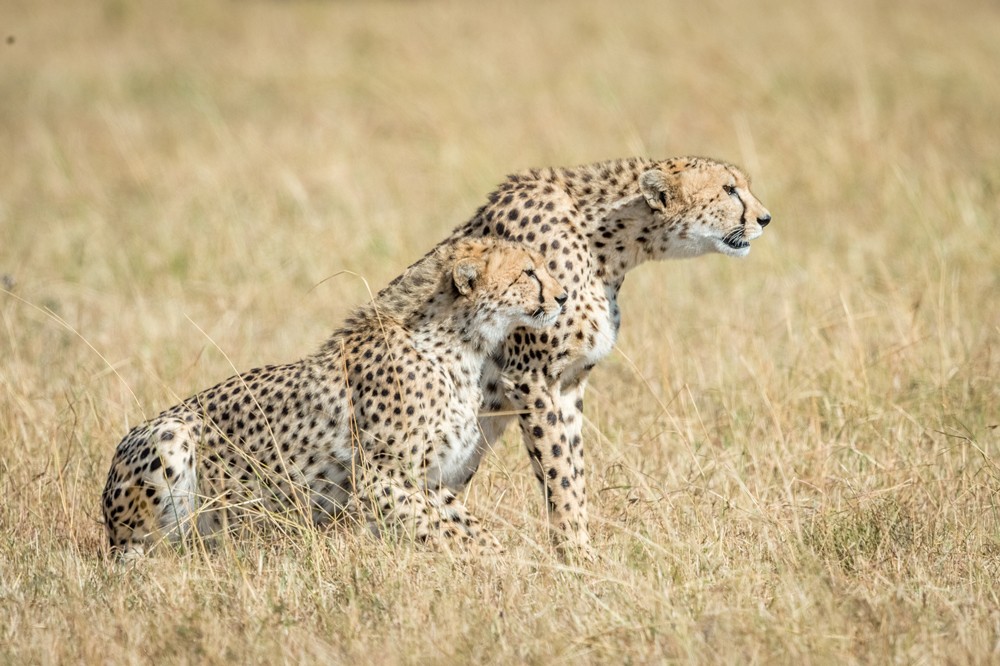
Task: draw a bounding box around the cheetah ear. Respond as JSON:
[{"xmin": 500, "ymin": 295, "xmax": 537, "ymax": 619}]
[
  {"xmin": 639, "ymin": 169, "xmax": 673, "ymax": 212},
  {"xmin": 452, "ymin": 257, "xmax": 482, "ymax": 296}
]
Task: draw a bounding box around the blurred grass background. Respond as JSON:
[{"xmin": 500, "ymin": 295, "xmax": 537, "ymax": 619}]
[{"xmin": 1, "ymin": 0, "xmax": 999, "ymax": 662}]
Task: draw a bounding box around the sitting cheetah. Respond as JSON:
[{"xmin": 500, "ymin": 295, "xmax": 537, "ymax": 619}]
[
  {"xmin": 434, "ymin": 156, "xmax": 772, "ymax": 550},
  {"xmin": 102, "ymin": 238, "xmax": 567, "ymax": 558}
]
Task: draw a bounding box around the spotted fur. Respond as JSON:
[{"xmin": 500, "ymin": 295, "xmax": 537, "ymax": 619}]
[
  {"xmin": 102, "ymin": 238, "xmax": 566, "ymax": 558},
  {"xmin": 437, "ymin": 156, "xmax": 772, "ymax": 550}
]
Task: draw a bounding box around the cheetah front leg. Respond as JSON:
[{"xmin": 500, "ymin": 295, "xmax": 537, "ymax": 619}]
[
  {"xmin": 506, "ymin": 377, "xmax": 591, "ymax": 552},
  {"xmin": 350, "ymin": 471, "xmax": 500, "ymax": 553}
]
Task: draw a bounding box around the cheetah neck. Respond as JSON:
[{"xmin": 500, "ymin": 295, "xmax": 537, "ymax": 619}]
[
  {"xmin": 407, "ymin": 296, "xmax": 505, "ymax": 368},
  {"xmin": 329, "ymin": 246, "xmax": 506, "ymax": 376},
  {"xmin": 522, "ymin": 158, "xmax": 687, "ymax": 284}
]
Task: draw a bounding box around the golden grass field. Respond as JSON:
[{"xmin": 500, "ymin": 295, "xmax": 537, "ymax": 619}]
[{"xmin": 2, "ymin": 0, "xmax": 999, "ymax": 662}]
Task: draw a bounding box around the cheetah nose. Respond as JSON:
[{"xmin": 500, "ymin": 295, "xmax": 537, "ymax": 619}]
[
  {"xmin": 555, "ymin": 292, "xmax": 568, "ymax": 307},
  {"xmin": 757, "ymin": 213, "xmax": 772, "ymax": 227}
]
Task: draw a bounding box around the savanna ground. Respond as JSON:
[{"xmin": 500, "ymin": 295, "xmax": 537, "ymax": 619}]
[{"xmin": 2, "ymin": 0, "xmax": 999, "ymax": 662}]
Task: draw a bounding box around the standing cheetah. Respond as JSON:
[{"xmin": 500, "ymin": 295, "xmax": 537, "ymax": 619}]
[
  {"xmin": 436, "ymin": 156, "xmax": 772, "ymax": 550},
  {"xmin": 102, "ymin": 238, "xmax": 567, "ymax": 557}
]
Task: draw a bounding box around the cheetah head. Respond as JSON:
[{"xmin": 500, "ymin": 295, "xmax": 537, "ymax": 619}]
[
  {"xmin": 452, "ymin": 241, "xmax": 567, "ymax": 342},
  {"xmin": 636, "ymin": 157, "xmax": 772, "ymax": 259}
]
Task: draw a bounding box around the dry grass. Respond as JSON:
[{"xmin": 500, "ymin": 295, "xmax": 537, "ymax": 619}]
[{"xmin": 2, "ymin": 0, "xmax": 1000, "ymax": 662}]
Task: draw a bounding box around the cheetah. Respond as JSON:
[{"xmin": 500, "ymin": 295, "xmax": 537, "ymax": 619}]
[
  {"xmin": 102, "ymin": 238, "xmax": 567, "ymax": 558},
  {"xmin": 434, "ymin": 156, "xmax": 772, "ymax": 550}
]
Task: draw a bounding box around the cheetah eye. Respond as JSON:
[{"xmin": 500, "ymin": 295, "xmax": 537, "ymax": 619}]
[
  {"xmin": 523, "ymin": 268, "xmax": 537, "ymax": 278},
  {"xmin": 723, "ymin": 184, "xmax": 738, "ymax": 196}
]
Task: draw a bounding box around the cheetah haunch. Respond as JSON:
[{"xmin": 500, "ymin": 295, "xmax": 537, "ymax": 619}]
[
  {"xmin": 102, "ymin": 238, "xmax": 566, "ymax": 557},
  {"xmin": 438, "ymin": 156, "xmax": 772, "ymax": 550}
]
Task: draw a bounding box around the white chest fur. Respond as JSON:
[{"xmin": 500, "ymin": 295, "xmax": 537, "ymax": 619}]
[
  {"xmin": 556, "ymin": 281, "xmax": 620, "ymax": 386},
  {"xmin": 425, "ymin": 398, "xmax": 483, "ymax": 490},
  {"xmin": 586, "ymin": 282, "xmax": 621, "ymax": 364}
]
